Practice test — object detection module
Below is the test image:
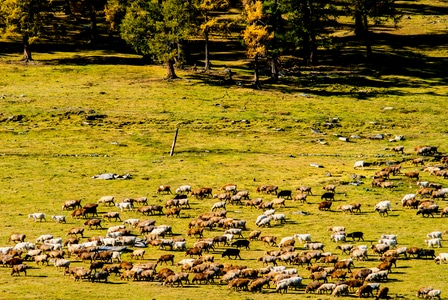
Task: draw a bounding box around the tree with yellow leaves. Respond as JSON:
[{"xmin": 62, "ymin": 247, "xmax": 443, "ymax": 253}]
[
  {"xmin": 196, "ymin": 0, "xmax": 229, "ymax": 71},
  {"xmin": 242, "ymin": 0, "xmax": 273, "ymax": 88},
  {"xmin": 0, "ymin": 0, "xmax": 53, "ymax": 61}
]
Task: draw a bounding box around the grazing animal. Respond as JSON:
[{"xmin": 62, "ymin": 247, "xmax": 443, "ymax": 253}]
[
  {"xmin": 97, "ymin": 196, "xmax": 115, "ymax": 206},
  {"xmin": 319, "ymin": 201, "xmax": 332, "ymax": 211},
  {"xmin": 103, "ymin": 211, "xmax": 122, "ymax": 222},
  {"xmin": 51, "ymin": 215, "xmax": 66, "ymax": 223},
  {"xmin": 405, "ymin": 171, "xmax": 420, "ymax": 180},
  {"xmin": 176, "ymin": 185, "xmax": 191, "ymax": 194},
  {"xmin": 354, "ymin": 161, "xmax": 365, "ymax": 170},
  {"xmin": 28, "ymin": 213, "xmax": 46, "ymax": 222},
  {"xmin": 346, "ymin": 231, "xmax": 364, "ymax": 241},
  {"xmin": 62, "ymin": 200, "xmax": 82, "ymax": 210},
  {"xmin": 357, "ymin": 285, "xmax": 374, "ymax": 297},
  {"xmin": 222, "ymin": 248, "xmax": 241, "ymax": 259},
  {"xmin": 321, "ymin": 192, "xmax": 335, "ymax": 201},
  {"xmin": 84, "ymin": 218, "xmax": 102, "ymax": 229},
  {"xmin": 277, "ymin": 190, "xmax": 292, "ymax": 199},
  {"xmin": 11, "ymin": 263, "xmax": 29, "ymax": 276},
  {"xmin": 231, "ymin": 239, "xmax": 250, "ymax": 250},
  {"xmin": 8, "ymin": 234, "xmax": 26, "ymax": 244},
  {"xmin": 157, "ymin": 185, "xmax": 172, "ymax": 194},
  {"xmin": 297, "ymin": 186, "xmax": 313, "ymax": 195},
  {"xmin": 157, "ymin": 254, "xmax": 175, "ymax": 265}
]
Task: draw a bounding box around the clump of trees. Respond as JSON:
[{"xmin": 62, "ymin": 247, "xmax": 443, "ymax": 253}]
[{"xmin": 0, "ymin": 0, "xmax": 400, "ymax": 82}]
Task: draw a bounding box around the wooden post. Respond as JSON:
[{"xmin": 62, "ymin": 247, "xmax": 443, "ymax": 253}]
[{"xmin": 170, "ymin": 128, "xmax": 179, "ymax": 156}]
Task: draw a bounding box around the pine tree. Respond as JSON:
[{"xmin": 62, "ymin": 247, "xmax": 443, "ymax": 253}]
[{"xmin": 120, "ymin": 0, "xmax": 194, "ymax": 79}]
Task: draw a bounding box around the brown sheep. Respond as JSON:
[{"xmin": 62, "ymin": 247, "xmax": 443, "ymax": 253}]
[
  {"xmin": 157, "ymin": 185, "xmax": 172, "ymax": 194},
  {"xmin": 157, "ymin": 254, "xmax": 175, "ymax": 265},
  {"xmin": 192, "ymin": 271, "xmax": 215, "ymax": 284},
  {"xmin": 84, "ymin": 218, "xmax": 102, "ymax": 229},
  {"xmin": 377, "ymin": 261, "xmax": 393, "ymax": 273},
  {"xmin": 357, "ymin": 285, "xmax": 374, "ymax": 297},
  {"xmin": 334, "ymin": 259, "xmax": 354, "ymax": 273},
  {"xmin": 376, "ymin": 287, "xmax": 390, "ymax": 300},
  {"xmin": 67, "ymin": 227, "xmax": 84, "ymax": 237},
  {"xmin": 185, "ymin": 247, "xmax": 203, "ymax": 258},
  {"xmin": 248, "ymin": 230, "xmax": 261, "ymax": 240},
  {"xmin": 8, "ymin": 234, "xmax": 26, "ymax": 244},
  {"xmin": 346, "ymin": 279, "xmax": 364, "ymax": 292},
  {"xmin": 11, "ymin": 263, "xmax": 29, "ymax": 276},
  {"xmin": 165, "ymin": 207, "xmax": 181, "ymax": 218},
  {"xmin": 187, "ymin": 227, "xmax": 204, "ymax": 238},
  {"xmin": 260, "ymin": 236, "xmax": 277, "ymax": 246},
  {"xmin": 351, "ymin": 268, "xmax": 372, "ymax": 280},
  {"xmin": 305, "ymin": 281, "xmax": 322, "ymax": 293},
  {"xmin": 309, "ymin": 271, "xmax": 328, "ymax": 282},
  {"xmin": 82, "ymin": 203, "xmax": 99, "ymax": 217},
  {"xmin": 405, "ymin": 171, "xmax": 420, "ymax": 180},
  {"xmin": 318, "ymin": 201, "xmax": 332, "ymax": 211},
  {"xmin": 228, "ymin": 278, "xmax": 251, "ymax": 291},
  {"xmin": 71, "ymin": 208, "xmax": 86, "ymax": 219},
  {"xmin": 102, "ymin": 212, "xmax": 121, "ymax": 222}
]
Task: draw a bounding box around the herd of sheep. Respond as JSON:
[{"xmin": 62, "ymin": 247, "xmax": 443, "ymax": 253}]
[{"xmin": 1, "ymin": 145, "xmax": 448, "ymax": 298}]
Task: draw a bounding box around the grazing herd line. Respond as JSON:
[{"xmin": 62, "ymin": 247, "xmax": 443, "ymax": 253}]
[{"xmin": 2, "ymin": 146, "xmax": 448, "ymax": 298}]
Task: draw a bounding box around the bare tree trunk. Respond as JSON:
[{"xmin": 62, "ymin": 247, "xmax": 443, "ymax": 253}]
[
  {"xmin": 253, "ymin": 54, "xmax": 261, "ymax": 89},
  {"xmin": 363, "ymin": 15, "xmax": 372, "ymax": 58},
  {"xmin": 204, "ymin": 31, "xmax": 211, "ymax": 71},
  {"xmin": 270, "ymin": 56, "xmax": 279, "ymax": 82},
  {"xmin": 89, "ymin": 1, "xmax": 97, "ymax": 43},
  {"xmin": 23, "ymin": 34, "xmax": 32, "ymax": 62},
  {"xmin": 166, "ymin": 59, "xmax": 177, "ymax": 79}
]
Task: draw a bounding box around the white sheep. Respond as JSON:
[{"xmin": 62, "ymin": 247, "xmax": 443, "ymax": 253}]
[
  {"xmin": 115, "ymin": 201, "xmax": 133, "ymax": 211},
  {"xmin": 51, "ymin": 215, "xmax": 66, "ymax": 223},
  {"xmin": 401, "ymin": 194, "xmax": 416, "ymax": 204},
  {"xmin": 211, "ymin": 201, "xmax": 226, "ymax": 211},
  {"xmin": 375, "ymin": 200, "xmax": 392, "ymax": 211},
  {"xmin": 353, "ymin": 160, "xmax": 364, "ymax": 170},
  {"xmin": 427, "ymin": 231, "xmax": 443, "ymax": 239},
  {"xmin": 425, "ymin": 238, "xmax": 442, "ymax": 248},
  {"xmin": 293, "ymin": 233, "xmax": 312, "ymax": 244},
  {"xmin": 28, "ymin": 213, "xmax": 46, "ymax": 222},
  {"xmin": 272, "ymin": 213, "xmax": 286, "ymax": 224},
  {"xmin": 176, "ymin": 185, "xmax": 191, "ymax": 194}
]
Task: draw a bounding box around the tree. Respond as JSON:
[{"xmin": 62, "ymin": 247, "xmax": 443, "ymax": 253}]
[
  {"xmin": 242, "ymin": 0, "xmax": 273, "ymax": 88},
  {"xmin": 195, "ymin": 0, "xmax": 229, "ymax": 71},
  {"xmin": 283, "ymin": 0, "xmax": 335, "ymax": 65},
  {"xmin": 104, "ymin": 0, "xmax": 130, "ymax": 36},
  {"xmin": 119, "ymin": 0, "xmax": 194, "ymax": 79},
  {"xmin": 342, "ymin": 0, "xmax": 399, "ymax": 57},
  {"xmin": 67, "ymin": 0, "xmax": 108, "ymax": 43},
  {"xmin": 0, "ymin": 0, "xmax": 53, "ymax": 61}
]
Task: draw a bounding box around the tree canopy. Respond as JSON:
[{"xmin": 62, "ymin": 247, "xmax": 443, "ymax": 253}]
[
  {"xmin": 119, "ymin": 0, "xmax": 194, "ymax": 79},
  {"xmin": 0, "ymin": 0, "xmax": 53, "ymax": 61}
]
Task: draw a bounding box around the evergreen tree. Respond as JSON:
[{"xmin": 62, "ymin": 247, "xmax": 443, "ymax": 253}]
[
  {"xmin": 120, "ymin": 0, "xmax": 194, "ymax": 79},
  {"xmin": 341, "ymin": 0, "xmax": 399, "ymax": 57}
]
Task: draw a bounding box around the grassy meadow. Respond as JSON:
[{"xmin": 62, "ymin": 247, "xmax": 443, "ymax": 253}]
[{"xmin": 1, "ymin": 1, "xmax": 448, "ymax": 298}]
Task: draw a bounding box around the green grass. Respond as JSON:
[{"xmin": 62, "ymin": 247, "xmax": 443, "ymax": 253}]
[{"xmin": 1, "ymin": 1, "xmax": 448, "ymax": 297}]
